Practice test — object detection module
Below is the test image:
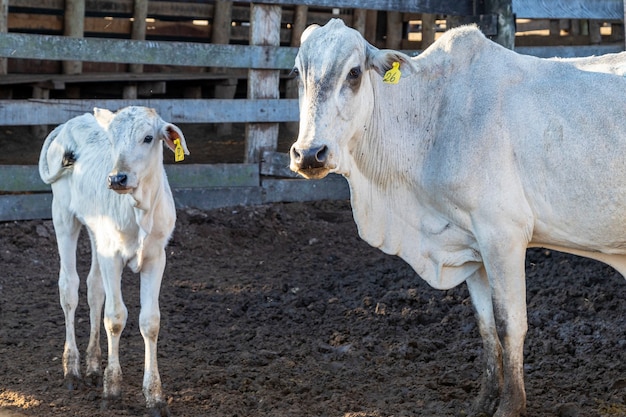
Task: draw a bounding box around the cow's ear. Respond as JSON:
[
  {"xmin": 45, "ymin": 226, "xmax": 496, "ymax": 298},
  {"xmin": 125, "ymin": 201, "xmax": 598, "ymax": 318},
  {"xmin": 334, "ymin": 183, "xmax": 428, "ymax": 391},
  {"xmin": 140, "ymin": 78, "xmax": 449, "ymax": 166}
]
[
  {"xmin": 93, "ymin": 107, "xmax": 115, "ymax": 129},
  {"xmin": 367, "ymin": 45, "xmax": 419, "ymax": 80},
  {"xmin": 300, "ymin": 23, "xmax": 320, "ymax": 44},
  {"xmin": 161, "ymin": 123, "xmax": 190, "ymax": 156}
]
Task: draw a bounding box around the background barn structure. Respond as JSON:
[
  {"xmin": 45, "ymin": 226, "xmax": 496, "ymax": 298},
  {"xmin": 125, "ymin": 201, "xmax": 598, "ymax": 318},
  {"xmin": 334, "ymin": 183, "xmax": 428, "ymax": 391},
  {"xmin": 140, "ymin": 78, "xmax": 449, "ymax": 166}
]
[{"xmin": 0, "ymin": 0, "xmax": 624, "ymax": 221}]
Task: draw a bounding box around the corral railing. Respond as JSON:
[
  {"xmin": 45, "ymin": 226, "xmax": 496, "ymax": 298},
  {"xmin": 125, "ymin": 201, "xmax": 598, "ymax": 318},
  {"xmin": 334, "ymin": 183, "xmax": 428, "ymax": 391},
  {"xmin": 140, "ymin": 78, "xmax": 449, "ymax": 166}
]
[{"xmin": 0, "ymin": 0, "xmax": 624, "ymax": 221}]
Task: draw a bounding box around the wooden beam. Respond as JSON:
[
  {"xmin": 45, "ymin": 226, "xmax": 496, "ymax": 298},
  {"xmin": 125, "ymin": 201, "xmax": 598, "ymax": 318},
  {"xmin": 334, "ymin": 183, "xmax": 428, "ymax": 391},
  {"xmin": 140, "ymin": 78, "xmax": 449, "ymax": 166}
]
[
  {"xmin": 245, "ymin": 4, "xmax": 281, "ymax": 163},
  {"xmin": 0, "ymin": 98, "xmax": 299, "ymax": 125},
  {"xmin": 63, "ymin": 0, "xmax": 84, "ymax": 75},
  {"xmin": 485, "ymin": 0, "xmax": 514, "ymax": 49},
  {"xmin": 512, "ymin": 0, "xmax": 623, "ymax": 19},
  {"xmin": 0, "ymin": 33, "xmax": 298, "ymax": 69},
  {"xmin": 239, "ymin": 0, "xmax": 473, "ymax": 15}
]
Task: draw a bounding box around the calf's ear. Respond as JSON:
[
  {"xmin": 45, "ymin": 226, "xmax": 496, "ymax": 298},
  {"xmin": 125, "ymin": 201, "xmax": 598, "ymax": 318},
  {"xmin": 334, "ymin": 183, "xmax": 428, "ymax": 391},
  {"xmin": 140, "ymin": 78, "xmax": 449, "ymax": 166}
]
[
  {"xmin": 160, "ymin": 123, "xmax": 190, "ymax": 156},
  {"xmin": 93, "ymin": 107, "xmax": 115, "ymax": 129},
  {"xmin": 366, "ymin": 45, "xmax": 419, "ymax": 80}
]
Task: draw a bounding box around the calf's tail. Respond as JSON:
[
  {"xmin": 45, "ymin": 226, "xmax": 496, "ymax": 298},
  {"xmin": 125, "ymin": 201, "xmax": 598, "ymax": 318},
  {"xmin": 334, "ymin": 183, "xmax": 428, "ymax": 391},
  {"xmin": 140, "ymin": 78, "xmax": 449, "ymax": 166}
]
[{"xmin": 38, "ymin": 123, "xmax": 76, "ymax": 184}]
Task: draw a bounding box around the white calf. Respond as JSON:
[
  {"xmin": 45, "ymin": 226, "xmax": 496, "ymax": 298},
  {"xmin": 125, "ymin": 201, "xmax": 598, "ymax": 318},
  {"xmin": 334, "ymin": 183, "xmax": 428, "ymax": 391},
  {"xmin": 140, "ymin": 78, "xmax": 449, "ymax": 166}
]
[{"xmin": 39, "ymin": 106, "xmax": 189, "ymax": 416}]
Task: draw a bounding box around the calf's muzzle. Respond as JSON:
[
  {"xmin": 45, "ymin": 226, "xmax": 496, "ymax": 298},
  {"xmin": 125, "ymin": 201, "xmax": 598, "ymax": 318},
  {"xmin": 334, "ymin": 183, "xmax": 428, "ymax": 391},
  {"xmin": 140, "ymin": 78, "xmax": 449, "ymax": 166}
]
[{"xmin": 108, "ymin": 173, "xmax": 129, "ymax": 191}]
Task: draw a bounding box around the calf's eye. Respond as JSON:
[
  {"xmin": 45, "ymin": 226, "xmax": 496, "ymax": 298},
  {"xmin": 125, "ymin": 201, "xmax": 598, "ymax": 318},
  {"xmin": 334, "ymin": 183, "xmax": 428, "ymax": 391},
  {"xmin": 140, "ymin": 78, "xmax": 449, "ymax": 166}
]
[
  {"xmin": 347, "ymin": 67, "xmax": 361, "ymax": 80},
  {"xmin": 143, "ymin": 135, "xmax": 153, "ymax": 144},
  {"xmin": 289, "ymin": 67, "xmax": 300, "ymax": 78}
]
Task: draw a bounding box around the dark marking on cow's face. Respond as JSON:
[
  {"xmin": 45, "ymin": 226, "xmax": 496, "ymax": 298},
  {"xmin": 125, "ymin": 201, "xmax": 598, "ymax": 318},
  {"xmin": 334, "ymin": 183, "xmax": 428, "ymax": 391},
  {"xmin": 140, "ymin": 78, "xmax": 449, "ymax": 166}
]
[{"xmin": 62, "ymin": 151, "xmax": 76, "ymax": 167}]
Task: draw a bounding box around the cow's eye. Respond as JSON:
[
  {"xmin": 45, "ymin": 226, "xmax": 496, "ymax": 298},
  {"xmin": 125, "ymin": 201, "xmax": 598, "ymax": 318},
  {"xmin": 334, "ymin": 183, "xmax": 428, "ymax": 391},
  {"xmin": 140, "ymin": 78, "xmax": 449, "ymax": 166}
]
[
  {"xmin": 289, "ymin": 67, "xmax": 300, "ymax": 78},
  {"xmin": 143, "ymin": 135, "xmax": 153, "ymax": 144},
  {"xmin": 347, "ymin": 67, "xmax": 361, "ymax": 80}
]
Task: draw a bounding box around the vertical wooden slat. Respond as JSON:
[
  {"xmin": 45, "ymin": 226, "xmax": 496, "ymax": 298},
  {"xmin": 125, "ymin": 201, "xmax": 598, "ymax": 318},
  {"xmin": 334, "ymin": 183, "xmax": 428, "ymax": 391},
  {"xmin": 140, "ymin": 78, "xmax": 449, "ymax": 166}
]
[
  {"xmin": 212, "ymin": 0, "xmax": 235, "ymax": 136},
  {"xmin": 421, "ymin": 13, "xmax": 436, "ymax": 49},
  {"xmin": 353, "ymin": 8, "xmax": 367, "ymax": 36},
  {"xmin": 285, "ymin": 5, "xmax": 308, "ymax": 137},
  {"xmin": 365, "ymin": 10, "xmax": 378, "ymax": 44},
  {"xmin": 63, "ymin": 0, "xmax": 85, "ymax": 75},
  {"xmin": 485, "ymin": 0, "xmax": 514, "ymax": 49},
  {"xmin": 385, "ymin": 11, "xmax": 402, "ymax": 49},
  {"xmin": 245, "ymin": 4, "xmax": 281, "ymax": 164},
  {"xmin": 124, "ymin": 0, "xmax": 149, "ymax": 99},
  {"xmin": 0, "ymin": 0, "xmax": 7, "ymax": 75}
]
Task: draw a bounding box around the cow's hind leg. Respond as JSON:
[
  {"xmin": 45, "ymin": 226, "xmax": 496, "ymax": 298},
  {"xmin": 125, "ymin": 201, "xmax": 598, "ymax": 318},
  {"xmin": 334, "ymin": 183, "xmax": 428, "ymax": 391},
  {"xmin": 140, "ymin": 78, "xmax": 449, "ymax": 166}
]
[
  {"xmin": 139, "ymin": 249, "xmax": 170, "ymax": 416},
  {"xmin": 53, "ymin": 208, "xmax": 83, "ymax": 391},
  {"xmin": 99, "ymin": 255, "xmax": 127, "ymax": 408},
  {"xmin": 466, "ymin": 267, "xmax": 503, "ymax": 417},
  {"xmin": 85, "ymin": 234, "xmax": 104, "ymax": 387}
]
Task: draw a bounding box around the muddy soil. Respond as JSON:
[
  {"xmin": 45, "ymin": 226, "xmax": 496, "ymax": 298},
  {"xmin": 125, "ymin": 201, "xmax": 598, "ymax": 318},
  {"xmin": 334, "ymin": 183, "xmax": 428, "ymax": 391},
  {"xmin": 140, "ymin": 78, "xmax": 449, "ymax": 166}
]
[{"xmin": 1, "ymin": 123, "xmax": 626, "ymax": 417}]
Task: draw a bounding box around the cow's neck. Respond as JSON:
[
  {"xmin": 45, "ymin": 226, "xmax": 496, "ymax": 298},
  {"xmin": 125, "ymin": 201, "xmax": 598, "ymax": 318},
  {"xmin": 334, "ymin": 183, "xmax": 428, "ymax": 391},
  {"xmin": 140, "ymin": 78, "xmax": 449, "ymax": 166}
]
[{"xmin": 345, "ymin": 71, "xmax": 480, "ymax": 290}]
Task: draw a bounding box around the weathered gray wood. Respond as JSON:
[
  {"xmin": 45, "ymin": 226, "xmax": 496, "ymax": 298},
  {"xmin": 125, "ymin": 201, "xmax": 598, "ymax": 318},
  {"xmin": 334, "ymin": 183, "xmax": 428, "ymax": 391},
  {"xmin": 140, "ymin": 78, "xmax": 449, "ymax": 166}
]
[
  {"xmin": 0, "ymin": 33, "xmax": 298, "ymax": 69},
  {"xmin": 512, "ymin": 0, "xmax": 623, "ymax": 19},
  {"xmin": 63, "ymin": 0, "xmax": 85, "ymax": 75},
  {"xmin": 291, "ymin": 5, "xmax": 308, "ymax": 46},
  {"xmin": 246, "ymin": 0, "xmax": 473, "ymax": 15},
  {"xmin": 0, "ymin": 165, "xmax": 49, "ymax": 192},
  {"xmin": 165, "ymin": 164, "xmax": 259, "ymax": 188},
  {"xmin": 386, "ymin": 11, "xmax": 402, "ymax": 49},
  {"xmin": 352, "ymin": 8, "xmax": 367, "ymax": 36},
  {"xmin": 0, "ymin": 0, "xmax": 7, "ymax": 75},
  {"xmin": 516, "ymin": 44, "xmax": 623, "ymax": 58},
  {"xmin": 261, "ymin": 151, "xmax": 297, "ymax": 178},
  {"xmin": 262, "ymin": 176, "xmax": 349, "ymax": 203},
  {"xmin": 0, "ymin": 193, "xmax": 52, "ymax": 221},
  {"xmin": 129, "ymin": 0, "xmax": 149, "ymax": 75},
  {"xmin": 421, "ymin": 13, "xmax": 436, "ymax": 49},
  {"xmin": 0, "ymin": 98, "xmax": 299, "ymax": 125},
  {"xmin": 486, "ymin": 0, "xmax": 514, "ymax": 49},
  {"xmin": 173, "ymin": 187, "xmax": 264, "ymax": 210},
  {"xmin": 245, "ymin": 4, "xmax": 281, "ymax": 163}
]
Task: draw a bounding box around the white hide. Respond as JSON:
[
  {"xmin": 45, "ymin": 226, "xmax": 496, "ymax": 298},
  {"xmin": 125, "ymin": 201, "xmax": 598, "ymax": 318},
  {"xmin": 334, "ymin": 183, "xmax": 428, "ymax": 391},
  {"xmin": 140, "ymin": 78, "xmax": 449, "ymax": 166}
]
[
  {"xmin": 39, "ymin": 106, "xmax": 189, "ymax": 415},
  {"xmin": 290, "ymin": 19, "xmax": 626, "ymax": 417}
]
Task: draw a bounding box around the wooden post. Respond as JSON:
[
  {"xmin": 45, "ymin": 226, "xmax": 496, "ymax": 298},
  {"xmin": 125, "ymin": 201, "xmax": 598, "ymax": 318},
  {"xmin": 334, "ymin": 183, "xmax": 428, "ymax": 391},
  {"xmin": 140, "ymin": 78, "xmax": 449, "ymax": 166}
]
[
  {"xmin": 124, "ymin": 0, "xmax": 149, "ymax": 99},
  {"xmin": 63, "ymin": 0, "xmax": 85, "ymax": 75},
  {"xmin": 285, "ymin": 5, "xmax": 308, "ymax": 137},
  {"xmin": 364, "ymin": 10, "xmax": 378, "ymax": 44},
  {"xmin": 245, "ymin": 4, "xmax": 281, "ymax": 163},
  {"xmin": 0, "ymin": 0, "xmax": 7, "ymax": 75},
  {"xmin": 385, "ymin": 11, "xmax": 403, "ymax": 49},
  {"xmin": 589, "ymin": 20, "xmax": 602, "ymax": 44},
  {"xmin": 484, "ymin": 0, "xmax": 514, "ymax": 49},
  {"xmin": 212, "ymin": 0, "xmax": 235, "ymax": 135},
  {"xmin": 353, "ymin": 8, "xmax": 367, "ymax": 36},
  {"xmin": 421, "ymin": 13, "xmax": 436, "ymax": 49}
]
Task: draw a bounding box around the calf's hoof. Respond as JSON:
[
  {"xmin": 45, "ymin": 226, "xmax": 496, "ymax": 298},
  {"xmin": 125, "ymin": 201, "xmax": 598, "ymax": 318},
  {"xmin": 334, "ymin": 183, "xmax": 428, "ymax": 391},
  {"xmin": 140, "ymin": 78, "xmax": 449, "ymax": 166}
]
[
  {"xmin": 148, "ymin": 402, "xmax": 172, "ymax": 417},
  {"xmin": 63, "ymin": 373, "xmax": 82, "ymax": 391}
]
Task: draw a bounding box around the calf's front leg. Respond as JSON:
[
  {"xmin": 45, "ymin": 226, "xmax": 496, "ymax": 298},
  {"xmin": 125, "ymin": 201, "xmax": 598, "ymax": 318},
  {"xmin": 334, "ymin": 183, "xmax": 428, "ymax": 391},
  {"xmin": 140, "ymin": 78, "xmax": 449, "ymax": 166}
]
[{"xmin": 139, "ymin": 248, "xmax": 170, "ymax": 416}]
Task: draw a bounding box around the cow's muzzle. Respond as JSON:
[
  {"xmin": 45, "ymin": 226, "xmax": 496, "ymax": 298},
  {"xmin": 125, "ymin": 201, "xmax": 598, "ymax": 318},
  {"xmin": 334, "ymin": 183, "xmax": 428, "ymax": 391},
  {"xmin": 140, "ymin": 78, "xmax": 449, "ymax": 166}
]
[
  {"xmin": 107, "ymin": 173, "xmax": 133, "ymax": 193},
  {"xmin": 290, "ymin": 144, "xmax": 330, "ymax": 179}
]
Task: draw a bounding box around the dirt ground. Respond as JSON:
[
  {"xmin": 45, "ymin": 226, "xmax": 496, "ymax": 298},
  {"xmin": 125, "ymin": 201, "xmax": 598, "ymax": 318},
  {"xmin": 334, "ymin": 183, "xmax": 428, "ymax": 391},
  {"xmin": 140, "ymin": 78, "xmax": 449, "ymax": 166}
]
[{"xmin": 2, "ymin": 123, "xmax": 626, "ymax": 417}]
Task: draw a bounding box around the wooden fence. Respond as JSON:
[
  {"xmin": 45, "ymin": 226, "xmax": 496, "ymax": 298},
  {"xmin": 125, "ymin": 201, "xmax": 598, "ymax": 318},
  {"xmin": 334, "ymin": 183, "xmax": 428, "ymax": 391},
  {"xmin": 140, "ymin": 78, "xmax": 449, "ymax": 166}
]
[{"xmin": 0, "ymin": 0, "xmax": 624, "ymax": 221}]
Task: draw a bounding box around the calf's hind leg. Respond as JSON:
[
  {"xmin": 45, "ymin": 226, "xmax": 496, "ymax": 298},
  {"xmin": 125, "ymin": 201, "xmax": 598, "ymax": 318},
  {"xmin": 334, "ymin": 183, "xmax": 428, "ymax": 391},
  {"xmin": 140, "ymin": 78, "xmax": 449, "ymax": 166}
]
[
  {"xmin": 85, "ymin": 234, "xmax": 104, "ymax": 387},
  {"xmin": 53, "ymin": 209, "xmax": 83, "ymax": 390}
]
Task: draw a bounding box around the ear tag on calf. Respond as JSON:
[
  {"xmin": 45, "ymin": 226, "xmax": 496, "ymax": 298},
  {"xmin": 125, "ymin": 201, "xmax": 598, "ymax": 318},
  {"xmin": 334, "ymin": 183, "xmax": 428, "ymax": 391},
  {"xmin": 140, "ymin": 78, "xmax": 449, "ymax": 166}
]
[
  {"xmin": 383, "ymin": 62, "xmax": 401, "ymax": 84},
  {"xmin": 174, "ymin": 138, "xmax": 185, "ymax": 162}
]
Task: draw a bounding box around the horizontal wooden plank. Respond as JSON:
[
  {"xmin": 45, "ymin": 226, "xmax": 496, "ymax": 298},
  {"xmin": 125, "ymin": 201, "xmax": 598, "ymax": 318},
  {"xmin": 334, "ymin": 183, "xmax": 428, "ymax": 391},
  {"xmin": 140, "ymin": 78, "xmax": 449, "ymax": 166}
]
[
  {"xmin": 0, "ymin": 33, "xmax": 298, "ymax": 69},
  {"xmin": 516, "ymin": 44, "xmax": 624, "ymax": 58},
  {"xmin": 166, "ymin": 164, "xmax": 259, "ymax": 188},
  {"xmin": 0, "ymin": 98, "xmax": 300, "ymax": 125},
  {"xmin": 512, "ymin": 0, "xmax": 623, "ymax": 19},
  {"xmin": 0, "ymin": 165, "xmax": 48, "ymax": 192},
  {"xmin": 262, "ymin": 176, "xmax": 349, "ymax": 203},
  {"xmin": 261, "ymin": 150, "xmax": 297, "ymax": 178},
  {"xmin": 173, "ymin": 187, "xmax": 264, "ymax": 210},
  {"xmin": 0, "ymin": 193, "xmax": 52, "ymax": 221},
  {"xmin": 253, "ymin": 0, "xmax": 473, "ymax": 14}
]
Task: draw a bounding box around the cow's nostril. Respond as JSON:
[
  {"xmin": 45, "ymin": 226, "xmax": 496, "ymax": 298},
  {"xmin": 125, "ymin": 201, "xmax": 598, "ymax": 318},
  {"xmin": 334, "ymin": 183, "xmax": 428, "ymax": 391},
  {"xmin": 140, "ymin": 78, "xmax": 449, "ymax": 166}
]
[
  {"xmin": 108, "ymin": 174, "xmax": 128, "ymax": 188},
  {"xmin": 316, "ymin": 145, "xmax": 329, "ymax": 163},
  {"xmin": 291, "ymin": 146, "xmax": 303, "ymax": 163}
]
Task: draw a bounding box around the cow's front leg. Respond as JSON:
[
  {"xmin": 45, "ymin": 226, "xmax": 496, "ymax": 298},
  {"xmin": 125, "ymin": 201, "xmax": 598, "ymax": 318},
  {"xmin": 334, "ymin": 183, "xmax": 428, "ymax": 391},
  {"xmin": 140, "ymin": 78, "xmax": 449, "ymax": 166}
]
[
  {"xmin": 466, "ymin": 267, "xmax": 503, "ymax": 417},
  {"xmin": 481, "ymin": 237, "xmax": 528, "ymax": 417},
  {"xmin": 54, "ymin": 213, "xmax": 83, "ymax": 391},
  {"xmin": 99, "ymin": 254, "xmax": 127, "ymax": 407},
  {"xmin": 139, "ymin": 248, "xmax": 170, "ymax": 416},
  {"xmin": 85, "ymin": 236, "xmax": 104, "ymax": 387}
]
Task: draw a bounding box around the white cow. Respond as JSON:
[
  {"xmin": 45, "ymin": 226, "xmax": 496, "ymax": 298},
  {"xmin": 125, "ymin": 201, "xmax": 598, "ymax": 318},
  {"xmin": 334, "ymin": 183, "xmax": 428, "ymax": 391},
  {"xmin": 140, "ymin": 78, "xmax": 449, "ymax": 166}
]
[
  {"xmin": 39, "ymin": 106, "xmax": 189, "ymax": 416},
  {"xmin": 290, "ymin": 19, "xmax": 626, "ymax": 417}
]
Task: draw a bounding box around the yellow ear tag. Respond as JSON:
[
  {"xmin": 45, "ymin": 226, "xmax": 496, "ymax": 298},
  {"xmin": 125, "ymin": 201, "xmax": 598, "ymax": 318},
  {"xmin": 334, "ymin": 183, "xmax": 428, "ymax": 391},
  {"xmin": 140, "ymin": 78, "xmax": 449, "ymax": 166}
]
[
  {"xmin": 383, "ymin": 62, "xmax": 401, "ymax": 84},
  {"xmin": 174, "ymin": 138, "xmax": 185, "ymax": 162}
]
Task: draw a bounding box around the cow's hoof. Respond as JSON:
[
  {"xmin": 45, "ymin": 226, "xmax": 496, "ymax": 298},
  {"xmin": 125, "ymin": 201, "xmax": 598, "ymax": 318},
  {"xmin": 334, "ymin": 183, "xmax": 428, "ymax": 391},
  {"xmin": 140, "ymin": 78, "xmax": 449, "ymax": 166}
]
[
  {"xmin": 100, "ymin": 394, "xmax": 123, "ymax": 411},
  {"xmin": 85, "ymin": 371, "xmax": 103, "ymax": 388},
  {"xmin": 148, "ymin": 402, "xmax": 172, "ymax": 417}
]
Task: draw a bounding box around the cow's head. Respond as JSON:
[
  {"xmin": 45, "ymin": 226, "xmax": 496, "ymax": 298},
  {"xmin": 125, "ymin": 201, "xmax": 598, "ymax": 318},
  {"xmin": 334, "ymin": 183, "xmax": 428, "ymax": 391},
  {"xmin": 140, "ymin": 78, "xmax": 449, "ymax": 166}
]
[
  {"xmin": 94, "ymin": 106, "xmax": 189, "ymax": 194},
  {"xmin": 289, "ymin": 19, "xmax": 418, "ymax": 179}
]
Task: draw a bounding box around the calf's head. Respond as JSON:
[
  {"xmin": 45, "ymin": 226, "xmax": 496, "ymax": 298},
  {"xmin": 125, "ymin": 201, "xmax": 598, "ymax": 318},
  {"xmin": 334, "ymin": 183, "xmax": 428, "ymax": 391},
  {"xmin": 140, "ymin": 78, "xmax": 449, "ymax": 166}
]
[
  {"xmin": 94, "ymin": 106, "xmax": 189, "ymax": 194},
  {"xmin": 289, "ymin": 19, "xmax": 417, "ymax": 179}
]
